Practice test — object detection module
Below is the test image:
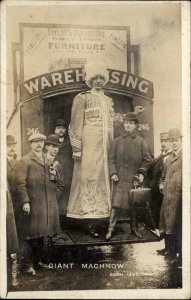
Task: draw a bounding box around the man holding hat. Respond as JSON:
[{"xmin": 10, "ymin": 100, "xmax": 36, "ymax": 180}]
[
  {"xmin": 106, "ymin": 112, "xmax": 151, "ymax": 240},
  {"xmin": 158, "ymin": 128, "xmax": 182, "ymax": 265},
  {"xmin": 15, "ymin": 132, "xmax": 60, "ymax": 274},
  {"xmin": 67, "ymin": 62, "xmax": 114, "ymax": 237},
  {"xmin": 54, "ymin": 119, "xmax": 74, "ymax": 227},
  {"xmin": 149, "ymin": 132, "xmax": 171, "ymax": 229}
]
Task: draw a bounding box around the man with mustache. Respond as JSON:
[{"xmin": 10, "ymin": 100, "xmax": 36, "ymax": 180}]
[
  {"xmin": 54, "ymin": 119, "xmax": 74, "ymax": 229},
  {"xmin": 149, "ymin": 132, "xmax": 172, "ymax": 230},
  {"xmin": 15, "ymin": 133, "xmax": 60, "ymax": 275}
]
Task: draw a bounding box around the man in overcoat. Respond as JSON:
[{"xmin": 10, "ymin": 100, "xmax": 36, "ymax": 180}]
[
  {"xmin": 158, "ymin": 128, "xmax": 182, "ymax": 265},
  {"xmin": 7, "ymin": 135, "xmax": 19, "ymax": 286},
  {"xmin": 54, "ymin": 119, "xmax": 74, "ymax": 227},
  {"xmin": 15, "ymin": 133, "xmax": 60, "ymax": 275},
  {"xmin": 149, "ymin": 132, "xmax": 171, "ymax": 229},
  {"xmin": 106, "ymin": 112, "xmax": 151, "ymax": 240}
]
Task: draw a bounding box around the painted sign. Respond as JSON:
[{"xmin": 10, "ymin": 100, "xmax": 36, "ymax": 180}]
[
  {"xmin": 20, "ymin": 68, "xmax": 154, "ymax": 100},
  {"xmin": 22, "ymin": 26, "xmax": 129, "ymax": 81}
]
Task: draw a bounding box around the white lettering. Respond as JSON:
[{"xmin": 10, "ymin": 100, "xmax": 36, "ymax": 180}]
[
  {"xmin": 110, "ymin": 71, "xmax": 120, "ymax": 84},
  {"xmin": 51, "ymin": 72, "xmax": 63, "ymax": 85},
  {"xmin": 64, "ymin": 70, "xmax": 74, "ymax": 83},
  {"xmin": 126, "ymin": 75, "xmax": 138, "ymax": 89},
  {"xmin": 41, "ymin": 76, "xmax": 52, "ymax": 89},
  {"xmin": 24, "ymin": 79, "xmax": 39, "ymax": 94},
  {"xmin": 139, "ymin": 80, "xmax": 149, "ymax": 94},
  {"xmin": 75, "ymin": 69, "xmax": 85, "ymax": 82}
]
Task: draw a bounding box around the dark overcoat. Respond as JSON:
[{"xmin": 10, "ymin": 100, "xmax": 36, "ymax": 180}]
[
  {"xmin": 7, "ymin": 185, "xmax": 19, "ymax": 254},
  {"xmin": 149, "ymin": 150, "xmax": 171, "ymax": 227},
  {"xmin": 55, "ymin": 135, "xmax": 74, "ymax": 215},
  {"xmin": 159, "ymin": 151, "xmax": 182, "ymax": 234},
  {"xmin": 109, "ymin": 131, "xmax": 151, "ymax": 210},
  {"xmin": 15, "ymin": 151, "xmax": 60, "ymax": 240}
]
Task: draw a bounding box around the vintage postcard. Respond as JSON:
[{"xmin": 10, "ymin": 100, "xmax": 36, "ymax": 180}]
[{"xmin": 0, "ymin": 0, "xmax": 190, "ymax": 299}]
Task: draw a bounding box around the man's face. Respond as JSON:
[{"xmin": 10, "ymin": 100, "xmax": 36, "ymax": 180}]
[
  {"xmin": 91, "ymin": 76, "xmax": 105, "ymax": 90},
  {"xmin": 54, "ymin": 126, "xmax": 66, "ymax": 137},
  {"xmin": 7, "ymin": 144, "xmax": 16, "ymax": 157},
  {"xmin": 46, "ymin": 144, "xmax": 59, "ymax": 157},
  {"xmin": 160, "ymin": 139, "xmax": 170, "ymax": 152},
  {"xmin": 124, "ymin": 120, "xmax": 137, "ymax": 132},
  {"xmin": 30, "ymin": 140, "xmax": 44, "ymax": 153},
  {"xmin": 169, "ymin": 138, "xmax": 182, "ymax": 152}
]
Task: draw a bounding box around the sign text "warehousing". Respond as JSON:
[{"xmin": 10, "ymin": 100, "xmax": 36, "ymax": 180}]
[{"xmin": 21, "ymin": 68, "xmax": 154, "ymax": 100}]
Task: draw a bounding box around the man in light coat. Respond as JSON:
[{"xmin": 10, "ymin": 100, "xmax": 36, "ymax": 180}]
[
  {"xmin": 158, "ymin": 128, "xmax": 182, "ymax": 265},
  {"xmin": 15, "ymin": 133, "xmax": 60, "ymax": 275}
]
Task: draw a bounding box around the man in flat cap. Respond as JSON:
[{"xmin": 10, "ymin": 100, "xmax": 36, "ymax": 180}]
[
  {"xmin": 54, "ymin": 119, "xmax": 74, "ymax": 228},
  {"xmin": 106, "ymin": 112, "xmax": 151, "ymax": 240},
  {"xmin": 158, "ymin": 128, "xmax": 182, "ymax": 266},
  {"xmin": 149, "ymin": 132, "xmax": 171, "ymax": 230},
  {"xmin": 67, "ymin": 62, "xmax": 114, "ymax": 237},
  {"xmin": 15, "ymin": 133, "xmax": 60, "ymax": 275}
]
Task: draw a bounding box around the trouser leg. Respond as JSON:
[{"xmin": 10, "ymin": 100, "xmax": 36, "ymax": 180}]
[
  {"xmin": 108, "ymin": 207, "xmax": 119, "ymax": 232},
  {"xmin": 20, "ymin": 240, "xmax": 33, "ymax": 268}
]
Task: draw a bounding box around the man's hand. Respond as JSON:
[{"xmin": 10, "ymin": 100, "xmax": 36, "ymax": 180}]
[
  {"xmin": 111, "ymin": 174, "xmax": 119, "ymax": 182},
  {"xmin": 72, "ymin": 151, "xmax": 82, "ymax": 160},
  {"xmin": 23, "ymin": 203, "xmax": 30, "ymax": 215},
  {"xmin": 138, "ymin": 173, "xmax": 144, "ymax": 183},
  {"xmin": 159, "ymin": 183, "xmax": 164, "ymax": 194}
]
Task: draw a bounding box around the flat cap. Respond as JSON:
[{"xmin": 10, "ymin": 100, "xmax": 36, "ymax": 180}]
[
  {"xmin": 160, "ymin": 132, "xmax": 169, "ymax": 140},
  {"xmin": 28, "ymin": 133, "xmax": 46, "ymax": 142}
]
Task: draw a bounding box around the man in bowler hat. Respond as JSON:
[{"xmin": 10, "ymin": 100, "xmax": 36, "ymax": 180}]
[
  {"xmin": 106, "ymin": 112, "xmax": 151, "ymax": 240},
  {"xmin": 54, "ymin": 119, "xmax": 74, "ymax": 228},
  {"xmin": 158, "ymin": 128, "xmax": 182, "ymax": 266},
  {"xmin": 149, "ymin": 132, "xmax": 171, "ymax": 229}
]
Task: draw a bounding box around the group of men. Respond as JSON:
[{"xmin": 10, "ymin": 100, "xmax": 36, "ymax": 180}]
[
  {"xmin": 7, "ymin": 63, "xmax": 182, "ymax": 280},
  {"xmin": 7, "ymin": 119, "xmax": 73, "ymax": 276}
]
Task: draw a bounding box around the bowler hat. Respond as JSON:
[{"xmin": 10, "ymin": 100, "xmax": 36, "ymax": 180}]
[
  {"xmin": 124, "ymin": 112, "xmax": 138, "ymax": 122},
  {"xmin": 7, "ymin": 135, "xmax": 17, "ymax": 145},
  {"xmin": 55, "ymin": 119, "xmax": 66, "ymax": 127},
  {"xmin": 168, "ymin": 128, "xmax": 182, "ymax": 139},
  {"xmin": 160, "ymin": 132, "xmax": 169, "ymax": 140},
  {"xmin": 45, "ymin": 134, "xmax": 61, "ymax": 146},
  {"xmin": 28, "ymin": 133, "xmax": 46, "ymax": 142}
]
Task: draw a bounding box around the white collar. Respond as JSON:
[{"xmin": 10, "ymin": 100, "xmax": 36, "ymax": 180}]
[{"xmin": 91, "ymin": 88, "xmax": 104, "ymax": 96}]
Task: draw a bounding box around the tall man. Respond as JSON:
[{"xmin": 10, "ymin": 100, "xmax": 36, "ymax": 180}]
[
  {"xmin": 54, "ymin": 119, "xmax": 74, "ymax": 227},
  {"xmin": 15, "ymin": 133, "xmax": 60, "ymax": 275},
  {"xmin": 67, "ymin": 62, "xmax": 114, "ymax": 237},
  {"xmin": 158, "ymin": 128, "xmax": 182, "ymax": 265},
  {"xmin": 149, "ymin": 132, "xmax": 171, "ymax": 229}
]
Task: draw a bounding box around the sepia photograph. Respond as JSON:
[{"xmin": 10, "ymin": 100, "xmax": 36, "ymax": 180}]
[{"xmin": 0, "ymin": 0, "xmax": 190, "ymax": 299}]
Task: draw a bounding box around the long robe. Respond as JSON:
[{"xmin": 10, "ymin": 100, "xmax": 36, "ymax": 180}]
[{"xmin": 67, "ymin": 89, "xmax": 114, "ymax": 219}]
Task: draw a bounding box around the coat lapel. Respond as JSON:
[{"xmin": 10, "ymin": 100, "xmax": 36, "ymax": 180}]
[
  {"xmin": 170, "ymin": 150, "xmax": 182, "ymax": 164},
  {"xmin": 30, "ymin": 151, "xmax": 45, "ymax": 166}
]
